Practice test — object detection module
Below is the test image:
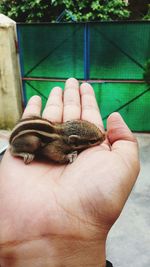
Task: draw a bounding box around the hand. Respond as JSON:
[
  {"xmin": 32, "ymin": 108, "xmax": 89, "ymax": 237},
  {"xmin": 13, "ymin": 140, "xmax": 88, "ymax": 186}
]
[{"xmin": 0, "ymin": 78, "xmax": 140, "ymax": 267}]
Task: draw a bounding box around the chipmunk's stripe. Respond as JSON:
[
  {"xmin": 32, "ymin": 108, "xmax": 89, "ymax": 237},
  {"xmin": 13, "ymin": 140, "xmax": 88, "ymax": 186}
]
[
  {"xmin": 10, "ymin": 129, "xmax": 60, "ymax": 144},
  {"xmin": 11, "ymin": 118, "xmax": 52, "ymax": 132},
  {"xmin": 9, "ymin": 119, "xmax": 56, "ymax": 143}
]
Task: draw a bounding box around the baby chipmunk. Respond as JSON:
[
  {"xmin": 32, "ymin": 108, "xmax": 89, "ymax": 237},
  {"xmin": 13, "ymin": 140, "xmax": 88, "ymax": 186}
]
[{"xmin": 9, "ymin": 117, "xmax": 105, "ymax": 164}]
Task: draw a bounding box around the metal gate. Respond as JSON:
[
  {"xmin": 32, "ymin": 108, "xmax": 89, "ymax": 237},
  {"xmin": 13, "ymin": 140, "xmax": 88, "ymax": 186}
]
[{"xmin": 17, "ymin": 21, "xmax": 150, "ymax": 131}]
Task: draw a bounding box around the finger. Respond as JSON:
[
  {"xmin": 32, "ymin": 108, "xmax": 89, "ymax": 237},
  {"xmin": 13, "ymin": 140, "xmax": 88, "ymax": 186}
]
[
  {"xmin": 63, "ymin": 78, "xmax": 81, "ymax": 122},
  {"xmin": 22, "ymin": 95, "xmax": 42, "ymax": 119},
  {"xmin": 80, "ymin": 82, "xmax": 104, "ymax": 131},
  {"xmin": 107, "ymin": 112, "xmax": 140, "ymax": 169},
  {"xmin": 107, "ymin": 112, "xmax": 140, "ymax": 199},
  {"xmin": 42, "ymin": 87, "xmax": 63, "ymax": 122},
  {"xmin": 107, "ymin": 112, "xmax": 137, "ymax": 145}
]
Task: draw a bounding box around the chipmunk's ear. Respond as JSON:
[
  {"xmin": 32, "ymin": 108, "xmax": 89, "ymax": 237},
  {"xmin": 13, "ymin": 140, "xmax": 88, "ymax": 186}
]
[{"xmin": 68, "ymin": 135, "xmax": 80, "ymax": 144}]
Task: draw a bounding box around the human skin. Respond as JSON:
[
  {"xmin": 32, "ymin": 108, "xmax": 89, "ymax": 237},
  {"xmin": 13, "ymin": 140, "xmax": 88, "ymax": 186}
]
[{"xmin": 0, "ymin": 78, "xmax": 140, "ymax": 267}]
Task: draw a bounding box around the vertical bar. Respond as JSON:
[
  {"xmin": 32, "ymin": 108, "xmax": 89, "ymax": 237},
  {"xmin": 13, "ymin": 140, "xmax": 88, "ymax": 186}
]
[
  {"xmin": 84, "ymin": 23, "xmax": 90, "ymax": 80},
  {"xmin": 17, "ymin": 24, "xmax": 27, "ymax": 106}
]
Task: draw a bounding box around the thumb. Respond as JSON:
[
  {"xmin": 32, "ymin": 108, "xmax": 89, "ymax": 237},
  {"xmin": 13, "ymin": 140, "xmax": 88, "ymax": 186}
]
[
  {"xmin": 107, "ymin": 112, "xmax": 137, "ymax": 145},
  {"xmin": 107, "ymin": 112, "xmax": 140, "ymax": 193}
]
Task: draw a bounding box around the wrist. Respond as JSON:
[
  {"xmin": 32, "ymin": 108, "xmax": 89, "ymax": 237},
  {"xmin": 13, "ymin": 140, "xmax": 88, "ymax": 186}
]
[
  {"xmin": 0, "ymin": 235, "xmax": 106, "ymax": 267},
  {"xmin": 49, "ymin": 236, "xmax": 107, "ymax": 267}
]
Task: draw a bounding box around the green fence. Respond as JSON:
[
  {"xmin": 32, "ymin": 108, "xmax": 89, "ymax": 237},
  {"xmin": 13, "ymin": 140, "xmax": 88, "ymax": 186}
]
[{"xmin": 17, "ymin": 21, "xmax": 150, "ymax": 132}]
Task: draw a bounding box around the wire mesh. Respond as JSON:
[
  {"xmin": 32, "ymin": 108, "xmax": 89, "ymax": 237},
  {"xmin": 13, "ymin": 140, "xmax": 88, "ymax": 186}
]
[{"xmin": 17, "ymin": 21, "xmax": 150, "ymax": 132}]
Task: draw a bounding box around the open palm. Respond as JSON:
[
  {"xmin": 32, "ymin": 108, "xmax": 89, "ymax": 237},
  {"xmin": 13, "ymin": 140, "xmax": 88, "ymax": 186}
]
[{"xmin": 0, "ymin": 78, "xmax": 140, "ymax": 267}]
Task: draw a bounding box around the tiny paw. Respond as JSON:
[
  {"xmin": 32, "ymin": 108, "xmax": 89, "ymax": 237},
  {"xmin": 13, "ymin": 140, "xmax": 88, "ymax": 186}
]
[
  {"xmin": 23, "ymin": 153, "xmax": 35, "ymax": 164},
  {"xmin": 10, "ymin": 149, "xmax": 35, "ymax": 164},
  {"xmin": 67, "ymin": 151, "xmax": 78, "ymax": 163}
]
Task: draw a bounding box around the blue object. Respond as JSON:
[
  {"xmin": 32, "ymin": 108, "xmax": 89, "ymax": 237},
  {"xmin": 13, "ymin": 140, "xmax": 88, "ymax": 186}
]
[{"xmin": 84, "ymin": 23, "xmax": 90, "ymax": 80}]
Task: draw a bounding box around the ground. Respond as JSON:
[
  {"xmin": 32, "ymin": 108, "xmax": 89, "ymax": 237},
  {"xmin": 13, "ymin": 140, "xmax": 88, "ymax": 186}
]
[
  {"xmin": 0, "ymin": 132, "xmax": 150, "ymax": 266},
  {"xmin": 107, "ymin": 134, "xmax": 150, "ymax": 267}
]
